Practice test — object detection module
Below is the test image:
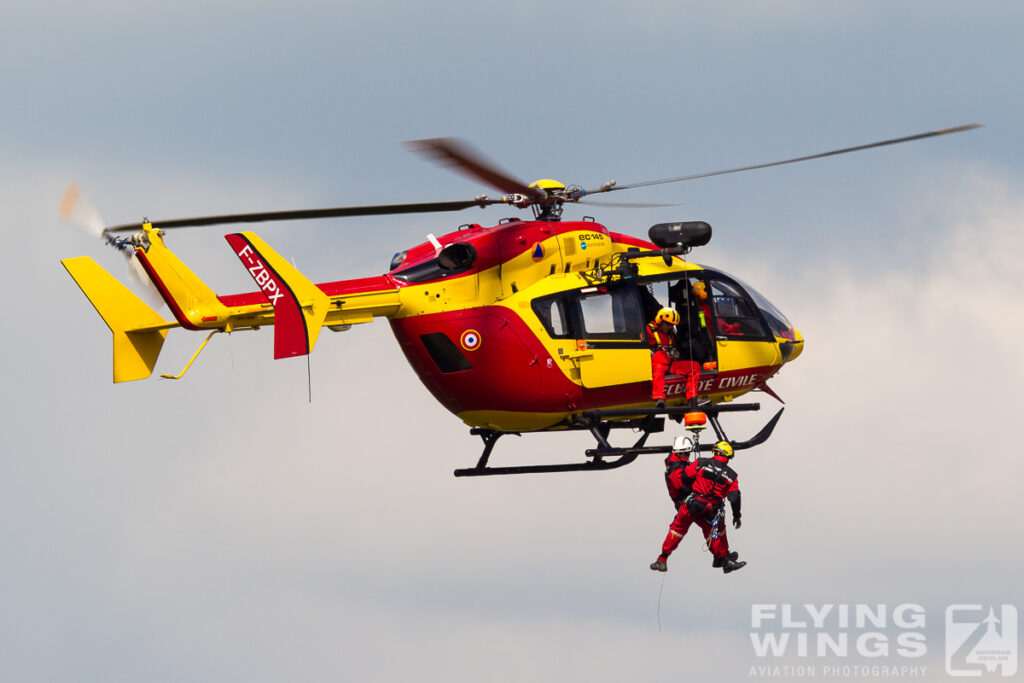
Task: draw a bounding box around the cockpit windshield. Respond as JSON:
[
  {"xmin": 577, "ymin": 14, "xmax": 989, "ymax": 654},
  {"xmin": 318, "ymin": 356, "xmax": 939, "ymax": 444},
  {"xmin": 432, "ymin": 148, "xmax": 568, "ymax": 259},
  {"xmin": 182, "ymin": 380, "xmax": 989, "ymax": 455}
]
[
  {"xmin": 709, "ymin": 279, "xmax": 768, "ymax": 338},
  {"xmin": 726, "ymin": 273, "xmax": 795, "ymax": 340}
]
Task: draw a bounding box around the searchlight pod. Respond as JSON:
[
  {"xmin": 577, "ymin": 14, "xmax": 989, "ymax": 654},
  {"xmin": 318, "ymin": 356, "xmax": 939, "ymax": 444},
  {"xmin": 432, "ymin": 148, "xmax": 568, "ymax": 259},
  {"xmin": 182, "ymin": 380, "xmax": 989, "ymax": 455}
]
[{"xmin": 648, "ymin": 221, "xmax": 713, "ymax": 250}]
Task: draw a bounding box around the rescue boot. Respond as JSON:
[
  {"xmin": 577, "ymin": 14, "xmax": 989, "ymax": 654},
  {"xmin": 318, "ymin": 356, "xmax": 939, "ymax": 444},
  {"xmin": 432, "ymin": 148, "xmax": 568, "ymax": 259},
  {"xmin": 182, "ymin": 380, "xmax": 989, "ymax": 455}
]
[
  {"xmin": 687, "ymin": 397, "xmax": 699, "ymax": 411},
  {"xmin": 655, "ymin": 399, "xmax": 666, "ymax": 409},
  {"xmin": 650, "ymin": 559, "xmax": 668, "ymax": 572},
  {"xmin": 712, "ymin": 551, "xmax": 739, "ymax": 568},
  {"xmin": 721, "ymin": 558, "xmax": 747, "ymax": 574}
]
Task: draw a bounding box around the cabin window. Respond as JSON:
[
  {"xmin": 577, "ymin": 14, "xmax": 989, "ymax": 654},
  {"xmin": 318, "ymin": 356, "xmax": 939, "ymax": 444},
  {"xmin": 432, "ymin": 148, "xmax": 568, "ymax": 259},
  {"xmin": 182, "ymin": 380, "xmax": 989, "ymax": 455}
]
[
  {"xmin": 577, "ymin": 287, "xmax": 643, "ymax": 340},
  {"xmin": 533, "ymin": 297, "xmax": 571, "ymax": 338}
]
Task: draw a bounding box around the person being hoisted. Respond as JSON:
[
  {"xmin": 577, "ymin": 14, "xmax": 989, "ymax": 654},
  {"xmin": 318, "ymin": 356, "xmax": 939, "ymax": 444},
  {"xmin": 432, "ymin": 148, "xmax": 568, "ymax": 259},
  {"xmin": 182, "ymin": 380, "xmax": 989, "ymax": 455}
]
[
  {"xmin": 647, "ymin": 307, "xmax": 701, "ymax": 410},
  {"xmin": 650, "ymin": 440, "xmax": 746, "ymax": 574},
  {"xmin": 662, "ymin": 433, "xmax": 738, "ymax": 571},
  {"xmin": 664, "ymin": 435, "xmax": 696, "ymax": 511}
]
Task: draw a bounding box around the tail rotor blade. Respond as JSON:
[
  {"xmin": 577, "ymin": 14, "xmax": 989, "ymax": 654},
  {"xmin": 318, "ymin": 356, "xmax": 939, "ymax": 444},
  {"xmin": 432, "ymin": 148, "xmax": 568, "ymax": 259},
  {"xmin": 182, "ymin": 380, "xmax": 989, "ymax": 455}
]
[
  {"xmin": 58, "ymin": 181, "xmax": 106, "ymax": 237},
  {"xmin": 59, "ymin": 181, "xmax": 165, "ymax": 310},
  {"xmin": 124, "ymin": 252, "xmax": 166, "ymax": 311}
]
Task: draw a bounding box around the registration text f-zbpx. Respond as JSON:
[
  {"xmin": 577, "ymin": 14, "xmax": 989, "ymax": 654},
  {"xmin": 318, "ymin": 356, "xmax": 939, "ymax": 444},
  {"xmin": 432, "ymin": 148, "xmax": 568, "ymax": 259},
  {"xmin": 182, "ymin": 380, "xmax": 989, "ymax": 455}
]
[{"xmin": 235, "ymin": 243, "xmax": 284, "ymax": 306}]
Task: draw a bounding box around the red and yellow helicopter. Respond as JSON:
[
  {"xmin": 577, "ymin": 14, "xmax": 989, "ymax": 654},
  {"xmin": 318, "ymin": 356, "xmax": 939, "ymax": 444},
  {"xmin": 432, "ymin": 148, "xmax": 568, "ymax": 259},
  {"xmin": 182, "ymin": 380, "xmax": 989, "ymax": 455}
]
[{"xmin": 60, "ymin": 126, "xmax": 979, "ymax": 475}]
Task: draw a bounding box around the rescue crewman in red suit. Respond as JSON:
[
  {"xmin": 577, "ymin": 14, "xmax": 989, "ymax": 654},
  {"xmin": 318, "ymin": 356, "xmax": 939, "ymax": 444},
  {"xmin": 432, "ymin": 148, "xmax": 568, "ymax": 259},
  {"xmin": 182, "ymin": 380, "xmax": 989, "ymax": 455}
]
[
  {"xmin": 647, "ymin": 307, "xmax": 701, "ymax": 409},
  {"xmin": 664, "ymin": 435, "xmax": 696, "ymax": 510},
  {"xmin": 664, "ymin": 435, "xmax": 739, "ymax": 570},
  {"xmin": 651, "ymin": 440, "xmax": 746, "ymax": 574},
  {"xmin": 692, "ymin": 281, "xmax": 741, "ymax": 336}
]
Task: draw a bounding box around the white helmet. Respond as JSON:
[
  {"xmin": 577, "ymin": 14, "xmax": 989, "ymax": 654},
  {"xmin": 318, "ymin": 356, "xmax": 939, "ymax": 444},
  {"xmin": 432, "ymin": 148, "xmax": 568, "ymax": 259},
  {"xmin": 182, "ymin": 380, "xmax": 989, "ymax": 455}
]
[{"xmin": 672, "ymin": 435, "xmax": 694, "ymax": 454}]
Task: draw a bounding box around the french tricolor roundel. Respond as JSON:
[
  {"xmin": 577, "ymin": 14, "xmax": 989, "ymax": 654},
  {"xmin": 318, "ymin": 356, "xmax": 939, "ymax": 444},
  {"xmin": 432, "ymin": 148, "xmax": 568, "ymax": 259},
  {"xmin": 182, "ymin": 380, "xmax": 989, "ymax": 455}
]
[{"xmin": 460, "ymin": 329, "xmax": 481, "ymax": 351}]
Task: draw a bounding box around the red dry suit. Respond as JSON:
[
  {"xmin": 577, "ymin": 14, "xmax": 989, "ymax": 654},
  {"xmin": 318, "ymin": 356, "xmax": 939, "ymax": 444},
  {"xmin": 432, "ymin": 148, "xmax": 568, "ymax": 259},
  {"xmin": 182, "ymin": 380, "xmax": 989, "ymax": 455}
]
[
  {"xmin": 656, "ymin": 453, "xmax": 741, "ymax": 562},
  {"xmin": 663, "ymin": 450, "xmax": 693, "ymax": 509},
  {"xmin": 646, "ymin": 321, "xmax": 700, "ymax": 401}
]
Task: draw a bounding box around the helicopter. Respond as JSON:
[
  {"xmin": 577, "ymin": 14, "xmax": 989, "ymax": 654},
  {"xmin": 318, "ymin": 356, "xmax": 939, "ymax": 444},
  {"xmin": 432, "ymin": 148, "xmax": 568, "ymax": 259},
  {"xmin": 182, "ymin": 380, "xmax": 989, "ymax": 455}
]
[{"xmin": 60, "ymin": 125, "xmax": 979, "ymax": 475}]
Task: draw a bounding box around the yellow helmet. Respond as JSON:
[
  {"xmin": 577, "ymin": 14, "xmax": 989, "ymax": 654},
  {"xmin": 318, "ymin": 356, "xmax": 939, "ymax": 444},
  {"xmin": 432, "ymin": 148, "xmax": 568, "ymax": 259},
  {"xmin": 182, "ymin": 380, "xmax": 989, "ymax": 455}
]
[
  {"xmin": 692, "ymin": 281, "xmax": 708, "ymax": 300},
  {"xmin": 712, "ymin": 441, "xmax": 734, "ymax": 458},
  {"xmin": 655, "ymin": 307, "xmax": 680, "ymax": 326}
]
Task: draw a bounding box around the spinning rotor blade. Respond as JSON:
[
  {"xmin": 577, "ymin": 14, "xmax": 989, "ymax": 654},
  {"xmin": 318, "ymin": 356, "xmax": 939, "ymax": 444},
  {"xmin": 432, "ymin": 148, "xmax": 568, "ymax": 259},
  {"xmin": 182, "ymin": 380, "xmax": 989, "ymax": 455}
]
[
  {"xmin": 58, "ymin": 181, "xmax": 106, "ymax": 237},
  {"xmin": 58, "ymin": 181, "xmax": 165, "ymax": 309},
  {"xmin": 587, "ymin": 123, "xmax": 983, "ymax": 194},
  {"xmin": 85, "ymin": 124, "xmax": 982, "ymax": 235},
  {"xmin": 105, "ymin": 198, "xmax": 502, "ymax": 233},
  {"xmin": 405, "ymin": 137, "xmax": 537, "ymax": 197},
  {"xmin": 575, "ymin": 199, "xmax": 681, "ymax": 208},
  {"xmin": 123, "ymin": 250, "xmax": 167, "ymax": 310}
]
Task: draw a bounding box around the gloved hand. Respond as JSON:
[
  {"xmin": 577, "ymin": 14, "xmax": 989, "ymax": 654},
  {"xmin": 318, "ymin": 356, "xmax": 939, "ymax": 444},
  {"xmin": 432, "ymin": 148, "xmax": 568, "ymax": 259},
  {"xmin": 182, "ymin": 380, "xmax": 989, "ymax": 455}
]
[
  {"xmin": 667, "ymin": 347, "xmax": 681, "ymax": 361},
  {"xmin": 733, "ymin": 517, "xmax": 742, "ymax": 529}
]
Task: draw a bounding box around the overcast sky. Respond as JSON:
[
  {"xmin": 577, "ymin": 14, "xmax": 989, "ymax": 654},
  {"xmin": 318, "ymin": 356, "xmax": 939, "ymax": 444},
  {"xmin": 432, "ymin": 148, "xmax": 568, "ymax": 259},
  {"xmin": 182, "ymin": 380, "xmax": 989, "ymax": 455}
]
[{"xmin": 2, "ymin": 2, "xmax": 1022, "ymax": 681}]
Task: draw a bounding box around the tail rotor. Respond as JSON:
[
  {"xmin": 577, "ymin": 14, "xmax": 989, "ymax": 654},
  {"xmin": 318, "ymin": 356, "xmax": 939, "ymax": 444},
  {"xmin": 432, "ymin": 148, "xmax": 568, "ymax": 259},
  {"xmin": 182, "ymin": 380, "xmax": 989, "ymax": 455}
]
[{"xmin": 58, "ymin": 181, "xmax": 165, "ymax": 310}]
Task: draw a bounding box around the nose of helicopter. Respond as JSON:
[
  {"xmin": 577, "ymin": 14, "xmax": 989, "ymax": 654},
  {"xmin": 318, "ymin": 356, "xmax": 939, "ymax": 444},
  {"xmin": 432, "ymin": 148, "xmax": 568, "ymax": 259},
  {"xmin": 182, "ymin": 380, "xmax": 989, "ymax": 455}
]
[{"xmin": 780, "ymin": 328, "xmax": 804, "ymax": 364}]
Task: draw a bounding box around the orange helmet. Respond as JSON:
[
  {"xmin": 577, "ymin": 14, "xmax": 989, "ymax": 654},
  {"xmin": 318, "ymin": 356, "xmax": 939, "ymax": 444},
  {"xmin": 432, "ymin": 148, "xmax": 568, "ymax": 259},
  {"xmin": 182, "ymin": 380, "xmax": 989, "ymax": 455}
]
[
  {"xmin": 692, "ymin": 281, "xmax": 708, "ymax": 300},
  {"xmin": 655, "ymin": 307, "xmax": 680, "ymax": 326}
]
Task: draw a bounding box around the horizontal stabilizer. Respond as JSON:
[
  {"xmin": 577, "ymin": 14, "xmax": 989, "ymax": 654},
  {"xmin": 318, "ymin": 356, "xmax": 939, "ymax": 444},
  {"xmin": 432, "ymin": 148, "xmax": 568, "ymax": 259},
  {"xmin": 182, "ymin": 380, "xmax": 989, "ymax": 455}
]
[
  {"xmin": 225, "ymin": 232, "xmax": 330, "ymax": 359},
  {"xmin": 62, "ymin": 256, "xmax": 175, "ymax": 382}
]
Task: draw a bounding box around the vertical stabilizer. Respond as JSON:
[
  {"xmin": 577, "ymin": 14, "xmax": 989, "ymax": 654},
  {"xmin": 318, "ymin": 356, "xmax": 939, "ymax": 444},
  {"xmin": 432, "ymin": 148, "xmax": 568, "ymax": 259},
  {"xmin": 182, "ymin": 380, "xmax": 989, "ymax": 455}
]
[
  {"xmin": 225, "ymin": 232, "xmax": 330, "ymax": 359},
  {"xmin": 61, "ymin": 256, "xmax": 176, "ymax": 382}
]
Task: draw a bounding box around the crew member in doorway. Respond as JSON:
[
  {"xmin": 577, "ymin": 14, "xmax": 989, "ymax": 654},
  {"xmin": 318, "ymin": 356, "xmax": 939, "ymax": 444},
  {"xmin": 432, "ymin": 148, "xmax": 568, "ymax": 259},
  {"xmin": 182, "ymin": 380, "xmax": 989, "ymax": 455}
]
[
  {"xmin": 647, "ymin": 307, "xmax": 700, "ymax": 409},
  {"xmin": 692, "ymin": 280, "xmax": 741, "ymax": 336},
  {"xmin": 650, "ymin": 441, "xmax": 746, "ymax": 574}
]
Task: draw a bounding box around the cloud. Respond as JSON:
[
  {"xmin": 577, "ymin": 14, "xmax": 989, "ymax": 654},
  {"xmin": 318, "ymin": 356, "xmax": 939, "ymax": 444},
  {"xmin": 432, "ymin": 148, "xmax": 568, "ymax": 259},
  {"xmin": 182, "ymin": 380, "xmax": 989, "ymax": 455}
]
[
  {"xmin": 713, "ymin": 167, "xmax": 1024, "ymax": 599},
  {"xmin": 5, "ymin": 159, "xmax": 1023, "ymax": 681},
  {"xmin": 2, "ymin": 1, "xmax": 1022, "ymax": 672}
]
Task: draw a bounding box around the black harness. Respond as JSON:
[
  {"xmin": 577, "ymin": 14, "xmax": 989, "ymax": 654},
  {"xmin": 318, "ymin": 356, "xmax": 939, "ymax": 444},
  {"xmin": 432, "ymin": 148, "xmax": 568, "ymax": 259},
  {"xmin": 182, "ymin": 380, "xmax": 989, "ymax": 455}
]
[{"xmin": 685, "ymin": 457, "xmax": 737, "ymax": 518}]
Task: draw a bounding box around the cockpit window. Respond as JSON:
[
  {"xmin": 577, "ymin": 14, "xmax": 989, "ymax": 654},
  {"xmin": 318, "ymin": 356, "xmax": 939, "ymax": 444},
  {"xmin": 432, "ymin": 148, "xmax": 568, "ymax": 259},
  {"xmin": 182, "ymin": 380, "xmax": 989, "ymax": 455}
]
[
  {"xmin": 709, "ymin": 280, "xmax": 768, "ymax": 338},
  {"xmin": 728, "ymin": 276, "xmax": 796, "ymax": 340}
]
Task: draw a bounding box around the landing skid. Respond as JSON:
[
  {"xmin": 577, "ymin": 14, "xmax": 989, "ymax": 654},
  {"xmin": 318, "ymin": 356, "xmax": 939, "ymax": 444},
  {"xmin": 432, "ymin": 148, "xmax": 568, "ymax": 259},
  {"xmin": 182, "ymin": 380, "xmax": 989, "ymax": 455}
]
[{"xmin": 453, "ymin": 403, "xmax": 784, "ymax": 477}]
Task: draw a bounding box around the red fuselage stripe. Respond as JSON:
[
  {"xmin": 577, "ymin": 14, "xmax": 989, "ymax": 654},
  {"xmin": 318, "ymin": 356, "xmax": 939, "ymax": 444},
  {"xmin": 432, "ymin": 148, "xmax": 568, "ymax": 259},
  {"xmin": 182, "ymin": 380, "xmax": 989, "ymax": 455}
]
[{"xmin": 134, "ymin": 249, "xmax": 200, "ymax": 330}]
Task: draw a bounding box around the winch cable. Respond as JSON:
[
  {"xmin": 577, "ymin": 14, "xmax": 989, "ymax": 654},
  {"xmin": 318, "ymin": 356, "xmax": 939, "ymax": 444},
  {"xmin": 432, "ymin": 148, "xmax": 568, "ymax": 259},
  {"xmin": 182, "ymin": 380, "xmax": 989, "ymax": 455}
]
[
  {"xmin": 682, "ymin": 256, "xmax": 696, "ymax": 367},
  {"xmin": 657, "ymin": 571, "xmax": 667, "ymax": 631}
]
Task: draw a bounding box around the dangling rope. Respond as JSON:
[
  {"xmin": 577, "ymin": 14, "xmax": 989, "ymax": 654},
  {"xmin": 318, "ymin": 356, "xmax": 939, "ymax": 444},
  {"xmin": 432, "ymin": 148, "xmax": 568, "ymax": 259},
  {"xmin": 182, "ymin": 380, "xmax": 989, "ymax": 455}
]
[
  {"xmin": 657, "ymin": 571, "xmax": 667, "ymax": 631},
  {"xmin": 306, "ymin": 354, "xmax": 313, "ymax": 403}
]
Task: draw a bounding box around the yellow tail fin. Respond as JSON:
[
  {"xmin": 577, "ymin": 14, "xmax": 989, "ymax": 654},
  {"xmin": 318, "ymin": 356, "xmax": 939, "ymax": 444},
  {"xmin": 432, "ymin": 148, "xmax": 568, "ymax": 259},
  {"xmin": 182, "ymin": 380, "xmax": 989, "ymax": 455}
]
[{"xmin": 62, "ymin": 256, "xmax": 176, "ymax": 382}]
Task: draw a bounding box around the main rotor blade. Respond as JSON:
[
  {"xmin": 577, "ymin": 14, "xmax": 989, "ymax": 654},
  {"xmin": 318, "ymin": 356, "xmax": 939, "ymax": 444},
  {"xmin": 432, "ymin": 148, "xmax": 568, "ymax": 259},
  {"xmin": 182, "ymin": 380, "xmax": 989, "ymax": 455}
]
[
  {"xmin": 104, "ymin": 198, "xmax": 501, "ymax": 233},
  {"xmin": 589, "ymin": 123, "xmax": 983, "ymax": 194},
  {"xmin": 575, "ymin": 199, "xmax": 682, "ymax": 208},
  {"xmin": 405, "ymin": 137, "xmax": 537, "ymax": 197}
]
